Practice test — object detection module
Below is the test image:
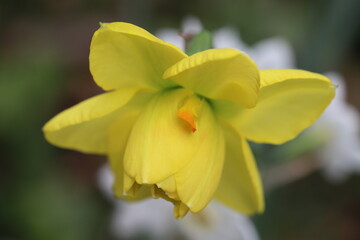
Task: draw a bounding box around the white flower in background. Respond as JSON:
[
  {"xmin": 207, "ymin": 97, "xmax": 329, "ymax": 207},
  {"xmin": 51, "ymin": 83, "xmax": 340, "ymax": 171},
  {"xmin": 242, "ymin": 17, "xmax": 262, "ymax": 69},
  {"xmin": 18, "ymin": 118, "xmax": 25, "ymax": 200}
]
[
  {"xmin": 312, "ymin": 72, "xmax": 360, "ymax": 182},
  {"xmin": 156, "ymin": 15, "xmax": 295, "ymax": 69},
  {"xmin": 179, "ymin": 202, "xmax": 260, "ymax": 240},
  {"xmin": 213, "ymin": 27, "xmax": 295, "ymax": 69},
  {"xmin": 155, "ymin": 16, "xmax": 203, "ymax": 52},
  {"xmin": 98, "ymin": 164, "xmax": 260, "ymax": 240}
]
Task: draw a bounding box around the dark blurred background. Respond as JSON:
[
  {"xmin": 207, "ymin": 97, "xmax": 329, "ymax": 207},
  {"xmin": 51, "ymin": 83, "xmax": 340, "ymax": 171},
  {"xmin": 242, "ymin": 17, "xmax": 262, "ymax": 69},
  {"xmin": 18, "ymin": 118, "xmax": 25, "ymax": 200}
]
[{"xmin": 1, "ymin": 0, "xmax": 360, "ymax": 239}]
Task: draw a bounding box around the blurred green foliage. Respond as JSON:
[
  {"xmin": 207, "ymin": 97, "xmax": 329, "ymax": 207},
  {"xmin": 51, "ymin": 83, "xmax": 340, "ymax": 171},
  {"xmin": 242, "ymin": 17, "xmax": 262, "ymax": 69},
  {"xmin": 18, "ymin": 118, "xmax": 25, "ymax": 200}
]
[
  {"xmin": 186, "ymin": 30, "xmax": 212, "ymax": 56},
  {"xmin": 0, "ymin": 47, "xmax": 109, "ymax": 240}
]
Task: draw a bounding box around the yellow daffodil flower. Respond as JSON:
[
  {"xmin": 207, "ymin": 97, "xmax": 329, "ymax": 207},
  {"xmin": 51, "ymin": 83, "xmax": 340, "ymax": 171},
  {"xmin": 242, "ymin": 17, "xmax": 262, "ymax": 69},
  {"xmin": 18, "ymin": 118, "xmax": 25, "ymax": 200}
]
[{"xmin": 43, "ymin": 22, "xmax": 335, "ymax": 218}]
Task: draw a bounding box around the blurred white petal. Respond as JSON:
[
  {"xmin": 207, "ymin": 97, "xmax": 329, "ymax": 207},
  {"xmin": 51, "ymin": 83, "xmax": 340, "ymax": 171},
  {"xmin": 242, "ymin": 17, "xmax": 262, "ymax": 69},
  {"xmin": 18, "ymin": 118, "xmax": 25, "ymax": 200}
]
[
  {"xmin": 155, "ymin": 28, "xmax": 184, "ymax": 50},
  {"xmin": 313, "ymin": 73, "xmax": 360, "ymax": 182},
  {"xmin": 155, "ymin": 16, "xmax": 203, "ymax": 52},
  {"xmin": 182, "ymin": 15, "xmax": 203, "ymax": 34},
  {"xmin": 213, "ymin": 28, "xmax": 296, "ymax": 69},
  {"xmin": 180, "ymin": 201, "xmax": 260, "ymax": 240},
  {"xmin": 97, "ymin": 164, "xmax": 115, "ymax": 200},
  {"xmin": 213, "ymin": 27, "xmax": 248, "ymax": 51},
  {"xmin": 111, "ymin": 199, "xmax": 176, "ymax": 239},
  {"xmin": 251, "ymin": 37, "xmax": 295, "ymax": 69}
]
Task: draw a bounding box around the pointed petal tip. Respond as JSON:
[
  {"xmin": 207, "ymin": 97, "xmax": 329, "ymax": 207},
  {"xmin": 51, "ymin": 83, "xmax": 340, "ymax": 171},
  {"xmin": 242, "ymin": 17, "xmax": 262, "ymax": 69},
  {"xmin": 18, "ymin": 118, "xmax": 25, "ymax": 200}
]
[{"xmin": 174, "ymin": 202, "xmax": 190, "ymax": 219}]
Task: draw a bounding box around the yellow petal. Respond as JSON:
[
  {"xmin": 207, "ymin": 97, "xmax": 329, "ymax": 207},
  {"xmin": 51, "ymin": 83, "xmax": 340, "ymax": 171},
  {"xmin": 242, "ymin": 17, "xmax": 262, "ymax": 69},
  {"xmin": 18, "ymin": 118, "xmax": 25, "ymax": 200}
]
[
  {"xmin": 90, "ymin": 22, "xmax": 187, "ymax": 91},
  {"xmin": 163, "ymin": 48, "xmax": 260, "ymax": 108},
  {"xmin": 150, "ymin": 185, "xmax": 190, "ymax": 218},
  {"xmin": 123, "ymin": 88, "xmax": 225, "ymax": 209},
  {"xmin": 108, "ymin": 112, "xmax": 150, "ymax": 201},
  {"xmin": 43, "ymin": 88, "xmax": 151, "ymax": 154},
  {"xmin": 123, "ymin": 89, "xmax": 200, "ymax": 184},
  {"xmin": 227, "ymin": 69, "xmax": 336, "ymax": 144},
  {"xmin": 174, "ymin": 202, "xmax": 190, "ymax": 219},
  {"xmin": 215, "ymin": 121, "xmax": 264, "ymax": 215},
  {"xmin": 260, "ymin": 69, "xmax": 330, "ymax": 87},
  {"xmin": 156, "ymin": 176, "xmax": 178, "ymax": 199},
  {"xmin": 174, "ymin": 104, "xmax": 225, "ymax": 213}
]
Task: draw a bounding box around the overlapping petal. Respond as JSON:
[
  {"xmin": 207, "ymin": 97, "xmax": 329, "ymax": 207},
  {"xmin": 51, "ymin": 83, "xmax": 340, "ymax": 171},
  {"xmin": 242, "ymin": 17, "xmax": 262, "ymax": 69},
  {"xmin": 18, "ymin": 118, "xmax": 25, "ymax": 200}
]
[
  {"xmin": 225, "ymin": 69, "xmax": 336, "ymax": 144},
  {"xmin": 90, "ymin": 22, "xmax": 187, "ymax": 91},
  {"xmin": 124, "ymin": 89, "xmax": 222, "ymax": 183},
  {"xmin": 123, "ymin": 88, "xmax": 225, "ymax": 214},
  {"xmin": 215, "ymin": 121, "xmax": 264, "ymax": 214},
  {"xmin": 173, "ymin": 102, "xmax": 225, "ymax": 213},
  {"xmin": 123, "ymin": 89, "xmax": 197, "ymax": 184},
  {"xmin": 43, "ymin": 88, "xmax": 151, "ymax": 154},
  {"xmin": 163, "ymin": 48, "xmax": 260, "ymax": 108},
  {"xmin": 108, "ymin": 113, "xmax": 150, "ymax": 201}
]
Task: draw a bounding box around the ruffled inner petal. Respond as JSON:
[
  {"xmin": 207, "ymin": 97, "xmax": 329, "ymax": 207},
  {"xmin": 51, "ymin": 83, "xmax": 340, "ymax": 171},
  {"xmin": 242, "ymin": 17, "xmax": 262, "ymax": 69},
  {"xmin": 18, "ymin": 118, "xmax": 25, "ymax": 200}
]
[
  {"xmin": 163, "ymin": 48, "xmax": 260, "ymax": 108},
  {"xmin": 123, "ymin": 88, "xmax": 225, "ymax": 217},
  {"xmin": 123, "ymin": 89, "xmax": 202, "ymax": 184}
]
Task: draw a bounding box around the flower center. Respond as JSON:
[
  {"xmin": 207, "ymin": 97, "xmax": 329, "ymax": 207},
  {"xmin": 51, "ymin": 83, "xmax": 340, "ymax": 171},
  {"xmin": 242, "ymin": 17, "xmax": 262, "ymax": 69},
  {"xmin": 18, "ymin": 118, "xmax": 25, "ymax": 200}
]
[{"xmin": 177, "ymin": 94, "xmax": 203, "ymax": 132}]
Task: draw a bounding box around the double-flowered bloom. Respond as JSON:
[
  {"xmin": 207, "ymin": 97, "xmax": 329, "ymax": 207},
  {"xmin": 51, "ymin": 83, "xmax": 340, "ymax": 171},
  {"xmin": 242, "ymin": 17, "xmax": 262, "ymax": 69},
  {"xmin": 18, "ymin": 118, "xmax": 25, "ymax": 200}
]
[{"xmin": 43, "ymin": 22, "xmax": 335, "ymax": 218}]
